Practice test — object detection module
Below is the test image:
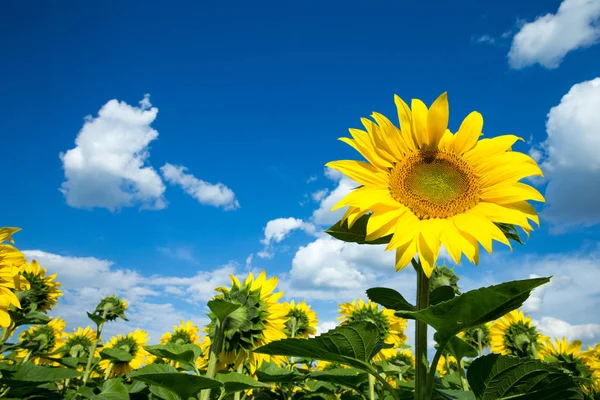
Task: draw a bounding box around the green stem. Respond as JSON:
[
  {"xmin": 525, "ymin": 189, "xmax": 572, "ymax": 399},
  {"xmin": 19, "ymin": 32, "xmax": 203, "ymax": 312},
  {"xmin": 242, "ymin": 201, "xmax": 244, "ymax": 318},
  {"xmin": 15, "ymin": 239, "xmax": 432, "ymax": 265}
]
[
  {"xmin": 234, "ymin": 363, "xmax": 244, "ymax": 400},
  {"xmin": 458, "ymin": 359, "xmax": 469, "ymax": 391},
  {"xmin": 477, "ymin": 335, "xmax": 483, "ymax": 357},
  {"xmin": 200, "ymin": 323, "xmax": 223, "ymax": 400},
  {"xmin": 368, "ymin": 366, "xmax": 400, "ymax": 400},
  {"xmin": 369, "ymin": 374, "xmax": 376, "ymax": 400},
  {"xmin": 425, "ymin": 340, "xmax": 447, "ymax": 399},
  {"xmin": 0, "ymin": 326, "xmax": 13, "ymax": 354},
  {"xmin": 22, "ymin": 349, "xmax": 33, "ymax": 364},
  {"xmin": 413, "ymin": 258, "xmax": 430, "ymax": 400},
  {"xmin": 103, "ymin": 363, "xmax": 114, "ymax": 380},
  {"xmin": 83, "ymin": 310, "xmax": 107, "ymax": 384}
]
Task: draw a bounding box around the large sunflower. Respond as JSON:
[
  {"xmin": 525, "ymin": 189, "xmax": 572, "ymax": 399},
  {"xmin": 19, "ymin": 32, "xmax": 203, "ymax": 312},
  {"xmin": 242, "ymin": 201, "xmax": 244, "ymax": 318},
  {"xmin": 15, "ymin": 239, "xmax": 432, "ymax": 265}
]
[
  {"xmin": 540, "ymin": 337, "xmax": 597, "ymax": 391},
  {"xmin": 326, "ymin": 93, "xmax": 544, "ymax": 276},
  {"xmin": 489, "ymin": 309, "xmax": 546, "ymax": 358},
  {"xmin": 100, "ymin": 329, "xmax": 150, "ymax": 378},
  {"xmin": 0, "ymin": 228, "xmax": 29, "ymax": 327},
  {"xmin": 209, "ymin": 271, "xmax": 288, "ymax": 373},
  {"xmin": 283, "ymin": 300, "xmax": 318, "ymax": 338},
  {"xmin": 338, "ymin": 298, "xmax": 407, "ymax": 360},
  {"xmin": 17, "ymin": 317, "xmax": 66, "ymax": 365},
  {"xmin": 18, "ymin": 260, "xmax": 62, "ymax": 313},
  {"xmin": 160, "ymin": 320, "xmax": 201, "ymax": 345}
]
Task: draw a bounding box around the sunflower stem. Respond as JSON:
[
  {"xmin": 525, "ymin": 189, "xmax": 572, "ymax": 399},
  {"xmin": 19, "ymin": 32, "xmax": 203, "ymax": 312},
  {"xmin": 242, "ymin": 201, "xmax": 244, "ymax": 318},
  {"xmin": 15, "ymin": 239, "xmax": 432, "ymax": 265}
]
[
  {"xmin": 425, "ymin": 339, "xmax": 447, "ymax": 399},
  {"xmin": 200, "ymin": 322, "xmax": 223, "ymax": 400},
  {"xmin": 0, "ymin": 326, "xmax": 13, "ymax": 353},
  {"xmin": 367, "ymin": 365, "xmax": 400, "ymax": 400},
  {"xmin": 22, "ymin": 349, "xmax": 33, "ymax": 364},
  {"xmin": 234, "ymin": 363, "xmax": 244, "ymax": 400},
  {"xmin": 458, "ymin": 359, "xmax": 469, "ymax": 391},
  {"xmin": 368, "ymin": 374, "xmax": 376, "ymax": 400},
  {"xmin": 83, "ymin": 309, "xmax": 107, "ymax": 384},
  {"xmin": 413, "ymin": 258, "xmax": 429, "ymax": 400}
]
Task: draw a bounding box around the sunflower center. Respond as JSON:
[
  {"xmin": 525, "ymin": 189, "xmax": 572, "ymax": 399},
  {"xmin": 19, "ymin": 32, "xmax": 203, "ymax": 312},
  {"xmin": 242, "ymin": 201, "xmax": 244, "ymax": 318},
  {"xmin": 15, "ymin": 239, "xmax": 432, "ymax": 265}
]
[
  {"xmin": 389, "ymin": 150, "xmax": 480, "ymax": 219},
  {"xmin": 347, "ymin": 307, "xmax": 390, "ymax": 340}
]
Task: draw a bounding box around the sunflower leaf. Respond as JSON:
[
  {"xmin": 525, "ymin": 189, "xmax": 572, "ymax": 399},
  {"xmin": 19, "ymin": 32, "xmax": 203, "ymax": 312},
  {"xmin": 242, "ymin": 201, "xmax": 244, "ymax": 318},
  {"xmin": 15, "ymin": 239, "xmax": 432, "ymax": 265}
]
[
  {"xmin": 395, "ymin": 277, "xmax": 550, "ymax": 342},
  {"xmin": 100, "ymin": 348, "xmax": 133, "ymax": 362},
  {"xmin": 366, "ymin": 287, "xmax": 415, "ymax": 312},
  {"xmin": 309, "ymin": 368, "xmax": 369, "ymax": 391},
  {"xmin": 144, "ymin": 343, "xmax": 202, "ymax": 368},
  {"xmin": 127, "ymin": 364, "xmax": 222, "ymax": 399},
  {"xmin": 207, "ymin": 298, "xmax": 242, "ymax": 324},
  {"xmin": 326, "ymin": 214, "xmax": 392, "ymax": 245},
  {"xmin": 253, "ymin": 322, "xmax": 385, "ymax": 371},
  {"xmin": 87, "ymin": 311, "xmax": 107, "ymax": 327},
  {"xmin": 430, "ymin": 286, "xmax": 456, "ymax": 306},
  {"xmin": 467, "ymin": 354, "xmax": 583, "ymax": 399},
  {"xmin": 495, "ymin": 223, "xmax": 524, "ymax": 245},
  {"xmin": 255, "ymin": 362, "xmax": 306, "ymax": 383},
  {"xmin": 216, "ymin": 371, "xmax": 271, "ymax": 394},
  {"xmin": 437, "ymin": 333, "xmax": 477, "ymax": 362},
  {"xmin": 91, "ymin": 378, "xmax": 129, "ymax": 400}
]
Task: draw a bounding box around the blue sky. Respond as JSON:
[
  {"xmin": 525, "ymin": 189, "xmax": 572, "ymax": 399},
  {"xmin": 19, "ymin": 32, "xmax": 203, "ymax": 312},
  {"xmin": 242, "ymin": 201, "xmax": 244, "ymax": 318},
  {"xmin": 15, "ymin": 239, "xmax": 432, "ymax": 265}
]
[{"xmin": 2, "ymin": 0, "xmax": 600, "ymax": 346}]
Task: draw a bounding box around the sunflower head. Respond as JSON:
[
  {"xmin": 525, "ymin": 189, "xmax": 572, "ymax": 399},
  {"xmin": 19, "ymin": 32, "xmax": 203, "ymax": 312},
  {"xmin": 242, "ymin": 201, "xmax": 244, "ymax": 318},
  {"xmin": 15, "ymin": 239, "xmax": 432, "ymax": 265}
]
[
  {"xmin": 326, "ymin": 93, "xmax": 544, "ymax": 277},
  {"xmin": 208, "ymin": 271, "xmax": 288, "ymax": 372},
  {"xmin": 429, "ymin": 264, "xmax": 461, "ymax": 295},
  {"xmin": 0, "ymin": 228, "xmax": 31, "ymax": 328},
  {"xmin": 63, "ymin": 326, "xmax": 97, "ymax": 358},
  {"xmin": 459, "ymin": 324, "xmax": 491, "ymax": 351},
  {"xmin": 489, "ymin": 309, "xmax": 546, "ymax": 358},
  {"xmin": 17, "ymin": 317, "xmax": 66, "ymax": 365},
  {"xmin": 93, "ymin": 295, "xmax": 128, "ymax": 322},
  {"xmin": 99, "ymin": 329, "xmax": 150, "ymax": 378},
  {"xmin": 388, "ymin": 348, "xmax": 416, "ymax": 381},
  {"xmin": 160, "ymin": 320, "xmax": 201, "ymax": 345},
  {"xmin": 540, "ymin": 337, "xmax": 595, "ymax": 383},
  {"xmin": 283, "ymin": 300, "xmax": 318, "ymax": 338},
  {"xmin": 437, "ymin": 354, "xmax": 459, "ymax": 378},
  {"xmin": 314, "ymin": 360, "xmax": 347, "ymax": 371},
  {"xmin": 16, "ymin": 260, "xmax": 62, "ymax": 313},
  {"xmin": 338, "ymin": 298, "xmax": 407, "ymax": 360}
]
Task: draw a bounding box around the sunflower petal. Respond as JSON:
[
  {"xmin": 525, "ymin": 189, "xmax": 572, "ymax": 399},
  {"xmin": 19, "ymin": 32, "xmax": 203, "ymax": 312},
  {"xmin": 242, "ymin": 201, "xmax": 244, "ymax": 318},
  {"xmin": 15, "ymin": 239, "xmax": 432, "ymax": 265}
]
[
  {"xmin": 453, "ymin": 111, "xmax": 483, "ymax": 155},
  {"xmin": 325, "ymin": 160, "xmax": 388, "ymax": 186},
  {"xmin": 427, "ymin": 92, "xmax": 449, "ymax": 149},
  {"xmin": 394, "ymin": 95, "xmax": 416, "ymax": 152},
  {"xmin": 411, "ymin": 99, "xmax": 429, "ymax": 148}
]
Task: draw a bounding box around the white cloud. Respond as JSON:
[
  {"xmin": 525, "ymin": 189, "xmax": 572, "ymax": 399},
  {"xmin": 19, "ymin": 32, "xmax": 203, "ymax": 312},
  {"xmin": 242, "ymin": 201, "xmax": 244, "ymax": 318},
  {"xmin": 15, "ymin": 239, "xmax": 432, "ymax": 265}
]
[
  {"xmin": 535, "ymin": 78, "xmax": 600, "ymax": 230},
  {"xmin": 315, "ymin": 320, "xmax": 338, "ymax": 336},
  {"xmin": 508, "ymin": 0, "xmax": 600, "ymax": 69},
  {"xmin": 324, "ymin": 167, "xmax": 343, "ymax": 181},
  {"xmin": 311, "ymin": 177, "xmax": 356, "ymax": 226},
  {"xmin": 257, "ymin": 251, "xmax": 274, "ymax": 259},
  {"xmin": 474, "ymin": 34, "xmax": 496, "ymax": 44},
  {"xmin": 306, "ymin": 175, "xmax": 318, "ymax": 183},
  {"xmin": 311, "ymin": 189, "xmax": 329, "ymax": 202},
  {"xmin": 245, "ymin": 254, "xmax": 253, "ymax": 267},
  {"xmin": 161, "ymin": 163, "xmax": 240, "ymax": 210},
  {"xmin": 59, "ymin": 94, "xmax": 166, "ymax": 211},
  {"xmin": 157, "ymin": 246, "xmax": 198, "ymax": 264},
  {"xmin": 261, "ymin": 218, "xmax": 316, "ymax": 245},
  {"xmin": 535, "ymin": 317, "xmax": 600, "ymax": 342}
]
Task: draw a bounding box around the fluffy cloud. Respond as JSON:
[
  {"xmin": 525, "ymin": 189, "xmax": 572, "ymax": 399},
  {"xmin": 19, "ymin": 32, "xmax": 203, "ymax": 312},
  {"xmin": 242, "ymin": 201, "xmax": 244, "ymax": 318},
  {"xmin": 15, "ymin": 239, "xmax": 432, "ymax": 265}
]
[
  {"xmin": 257, "ymin": 217, "xmax": 317, "ymax": 259},
  {"xmin": 535, "ymin": 317, "xmax": 600, "ymax": 342},
  {"xmin": 311, "ymin": 177, "xmax": 356, "ymax": 226},
  {"xmin": 508, "ymin": 0, "xmax": 600, "ymax": 69},
  {"xmin": 311, "ymin": 189, "xmax": 329, "ymax": 202},
  {"xmin": 59, "ymin": 94, "xmax": 166, "ymax": 211},
  {"xmin": 536, "ymin": 78, "xmax": 600, "ymax": 230},
  {"xmin": 161, "ymin": 163, "xmax": 240, "ymax": 210}
]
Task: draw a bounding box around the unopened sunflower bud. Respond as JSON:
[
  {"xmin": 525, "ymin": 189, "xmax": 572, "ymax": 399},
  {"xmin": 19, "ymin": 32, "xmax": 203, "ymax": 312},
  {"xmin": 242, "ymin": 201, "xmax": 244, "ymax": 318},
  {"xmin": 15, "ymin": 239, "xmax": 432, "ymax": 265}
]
[
  {"xmin": 94, "ymin": 295, "xmax": 128, "ymax": 321},
  {"xmin": 429, "ymin": 264, "xmax": 461, "ymax": 295}
]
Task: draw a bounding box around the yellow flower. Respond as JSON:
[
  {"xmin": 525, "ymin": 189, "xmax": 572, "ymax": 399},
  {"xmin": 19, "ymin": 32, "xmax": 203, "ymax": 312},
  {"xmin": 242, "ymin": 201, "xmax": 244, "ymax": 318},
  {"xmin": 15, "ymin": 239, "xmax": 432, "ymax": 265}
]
[
  {"xmin": 99, "ymin": 329, "xmax": 150, "ymax": 378},
  {"xmin": 388, "ymin": 348, "xmax": 416, "ymax": 381},
  {"xmin": 326, "ymin": 93, "xmax": 544, "ymax": 276},
  {"xmin": 437, "ymin": 354, "xmax": 458, "ymax": 378},
  {"xmin": 63, "ymin": 326, "xmax": 97, "ymax": 357},
  {"xmin": 17, "ymin": 317, "xmax": 66, "ymax": 365},
  {"xmin": 540, "ymin": 337, "xmax": 596, "ymax": 390},
  {"xmin": 210, "ymin": 271, "xmax": 288, "ymax": 373},
  {"xmin": 283, "ymin": 300, "xmax": 318, "ymax": 338},
  {"xmin": 0, "ymin": 228, "xmax": 29, "ymax": 327},
  {"xmin": 489, "ymin": 309, "xmax": 547, "ymax": 358},
  {"xmin": 19, "ymin": 260, "xmax": 62, "ymax": 313},
  {"xmin": 160, "ymin": 320, "xmax": 201, "ymax": 345},
  {"xmin": 338, "ymin": 298, "xmax": 407, "ymax": 360},
  {"xmin": 583, "ymin": 344, "xmax": 600, "ymax": 374},
  {"xmin": 195, "ymin": 335, "xmax": 211, "ymax": 370}
]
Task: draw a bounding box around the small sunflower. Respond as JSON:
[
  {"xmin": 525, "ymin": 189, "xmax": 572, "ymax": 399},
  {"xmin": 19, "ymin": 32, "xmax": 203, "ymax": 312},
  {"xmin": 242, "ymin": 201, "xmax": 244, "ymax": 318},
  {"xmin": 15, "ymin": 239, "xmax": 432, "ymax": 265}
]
[
  {"xmin": 18, "ymin": 260, "xmax": 62, "ymax": 313},
  {"xmin": 489, "ymin": 309, "xmax": 546, "ymax": 358},
  {"xmin": 283, "ymin": 300, "xmax": 318, "ymax": 338},
  {"xmin": 388, "ymin": 348, "xmax": 416, "ymax": 381},
  {"xmin": 99, "ymin": 329, "xmax": 150, "ymax": 378},
  {"xmin": 540, "ymin": 337, "xmax": 596, "ymax": 390},
  {"xmin": 209, "ymin": 271, "xmax": 288, "ymax": 373},
  {"xmin": 583, "ymin": 344, "xmax": 600, "ymax": 373},
  {"xmin": 437, "ymin": 354, "xmax": 459, "ymax": 378},
  {"xmin": 0, "ymin": 228, "xmax": 29, "ymax": 327},
  {"xmin": 93, "ymin": 295, "xmax": 128, "ymax": 321},
  {"xmin": 160, "ymin": 320, "xmax": 201, "ymax": 345},
  {"xmin": 338, "ymin": 298, "xmax": 407, "ymax": 360},
  {"xmin": 326, "ymin": 93, "xmax": 544, "ymax": 276},
  {"xmin": 195, "ymin": 335, "xmax": 211, "ymax": 370},
  {"xmin": 459, "ymin": 324, "xmax": 491, "ymax": 355},
  {"xmin": 63, "ymin": 326, "xmax": 97, "ymax": 358},
  {"xmin": 314, "ymin": 360, "xmax": 347, "ymax": 371},
  {"xmin": 17, "ymin": 317, "xmax": 66, "ymax": 365}
]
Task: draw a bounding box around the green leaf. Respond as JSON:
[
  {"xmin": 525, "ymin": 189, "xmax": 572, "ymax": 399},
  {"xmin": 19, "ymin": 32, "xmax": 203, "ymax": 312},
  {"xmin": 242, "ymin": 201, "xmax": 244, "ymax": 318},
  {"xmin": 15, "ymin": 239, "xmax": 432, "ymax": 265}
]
[
  {"xmin": 10, "ymin": 310, "xmax": 51, "ymax": 326},
  {"xmin": 144, "ymin": 343, "xmax": 201, "ymax": 368},
  {"xmin": 92, "ymin": 378, "xmax": 130, "ymax": 400},
  {"xmin": 59, "ymin": 356, "xmax": 89, "ymax": 369},
  {"xmin": 2, "ymin": 362, "xmax": 82, "ymax": 381},
  {"xmin": 467, "ymin": 354, "xmax": 583, "ymax": 400},
  {"xmin": 326, "ymin": 214, "xmax": 392, "ymax": 245},
  {"xmin": 216, "ymin": 371, "xmax": 271, "ymax": 394},
  {"xmin": 496, "ymin": 223, "xmax": 524, "ymax": 245},
  {"xmin": 430, "ymin": 286, "xmax": 456, "ymax": 306},
  {"xmin": 255, "ymin": 362, "xmax": 305, "ymax": 383},
  {"xmin": 148, "ymin": 385, "xmax": 179, "ymax": 400},
  {"xmin": 207, "ymin": 298, "xmax": 242, "ymax": 324},
  {"xmin": 254, "ymin": 322, "xmax": 385, "ymax": 371},
  {"xmin": 366, "ymin": 287, "xmax": 415, "ymax": 312},
  {"xmin": 87, "ymin": 311, "xmax": 107, "ymax": 326},
  {"xmin": 441, "ymin": 334, "xmax": 478, "ymax": 362},
  {"xmin": 101, "ymin": 348, "xmax": 133, "ymax": 362},
  {"xmin": 396, "ymin": 277, "xmax": 550, "ymax": 342},
  {"xmin": 434, "ymin": 389, "xmax": 476, "ymax": 400},
  {"xmin": 126, "ymin": 380, "xmax": 146, "ymax": 393},
  {"xmin": 308, "ymin": 368, "xmax": 368, "ymax": 390},
  {"xmin": 127, "ymin": 364, "xmax": 221, "ymax": 400}
]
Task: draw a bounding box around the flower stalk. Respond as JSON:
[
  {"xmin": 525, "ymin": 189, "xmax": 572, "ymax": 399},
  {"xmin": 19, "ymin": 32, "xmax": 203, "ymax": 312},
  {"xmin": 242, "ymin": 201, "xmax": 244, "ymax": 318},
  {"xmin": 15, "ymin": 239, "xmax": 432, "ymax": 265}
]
[
  {"xmin": 413, "ymin": 258, "xmax": 430, "ymax": 400},
  {"xmin": 82, "ymin": 309, "xmax": 107, "ymax": 384}
]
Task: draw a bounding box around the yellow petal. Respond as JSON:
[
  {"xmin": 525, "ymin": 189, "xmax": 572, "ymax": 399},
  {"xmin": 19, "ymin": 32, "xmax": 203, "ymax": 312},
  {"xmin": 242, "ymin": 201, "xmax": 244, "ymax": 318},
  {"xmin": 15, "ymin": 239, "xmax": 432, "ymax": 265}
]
[
  {"xmin": 411, "ymin": 99, "xmax": 429, "ymax": 148},
  {"xmin": 371, "ymin": 112, "xmax": 409, "ymax": 157},
  {"xmin": 386, "ymin": 211, "xmax": 420, "ymax": 250},
  {"xmin": 438, "ymin": 129, "xmax": 454, "ymax": 151},
  {"xmin": 453, "ymin": 111, "xmax": 483, "ymax": 155},
  {"xmin": 395, "ymin": 240, "xmax": 417, "ymax": 272},
  {"xmin": 417, "ymin": 232, "xmax": 436, "ymax": 278},
  {"xmin": 480, "ymin": 162, "xmax": 543, "ymax": 187},
  {"xmin": 439, "ymin": 219, "xmax": 463, "ymax": 265},
  {"xmin": 325, "ymin": 160, "xmax": 388, "ymax": 186},
  {"xmin": 427, "ymin": 92, "xmax": 449, "ymax": 149},
  {"xmin": 394, "ymin": 95, "xmax": 416, "ymax": 152},
  {"xmin": 480, "ymin": 182, "xmax": 545, "ymax": 204},
  {"xmin": 463, "ymin": 135, "xmax": 523, "ymax": 164}
]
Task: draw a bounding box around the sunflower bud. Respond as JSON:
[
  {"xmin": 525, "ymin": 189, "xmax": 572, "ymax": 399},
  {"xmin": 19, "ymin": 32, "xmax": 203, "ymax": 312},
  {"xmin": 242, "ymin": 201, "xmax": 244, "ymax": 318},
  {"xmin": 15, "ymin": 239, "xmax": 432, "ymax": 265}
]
[
  {"xmin": 93, "ymin": 295, "xmax": 128, "ymax": 322},
  {"xmin": 429, "ymin": 264, "xmax": 461, "ymax": 295}
]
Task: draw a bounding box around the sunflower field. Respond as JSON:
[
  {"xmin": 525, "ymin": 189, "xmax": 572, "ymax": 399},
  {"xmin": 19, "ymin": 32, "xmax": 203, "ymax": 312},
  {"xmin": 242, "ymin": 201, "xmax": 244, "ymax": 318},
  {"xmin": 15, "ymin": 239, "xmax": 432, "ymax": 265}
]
[{"xmin": 1, "ymin": 94, "xmax": 599, "ymax": 400}]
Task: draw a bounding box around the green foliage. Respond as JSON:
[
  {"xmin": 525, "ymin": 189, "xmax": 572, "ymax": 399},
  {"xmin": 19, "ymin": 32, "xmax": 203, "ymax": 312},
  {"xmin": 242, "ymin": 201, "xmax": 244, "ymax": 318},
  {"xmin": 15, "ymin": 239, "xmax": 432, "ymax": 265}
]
[
  {"xmin": 216, "ymin": 371, "xmax": 271, "ymax": 394},
  {"xmin": 309, "ymin": 368, "xmax": 369, "ymax": 391},
  {"xmin": 100, "ymin": 348, "xmax": 134, "ymax": 362},
  {"xmin": 91, "ymin": 378, "xmax": 130, "ymax": 400},
  {"xmin": 255, "ymin": 362, "xmax": 306, "ymax": 383},
  {"xmin": 467, "ymin": 354, "xmax": 583, "ymax": 399},
  {"xmin": 430, "ymin": 286, "xmax": 456, "ymax": 305},
  {"xmin": 326, "ymin": 214, "xmax": 392, "ymax": 245},
  {"xmin": 144, "ymin": 343, "xmax": 202, "ymax": 370},
  {"xmin": 366, "ymin": 287, "xmax": 415, "ymax": 311},
  {"xmin": 395, "ymin": 277, "xmax": 550, "ymax": 342}
]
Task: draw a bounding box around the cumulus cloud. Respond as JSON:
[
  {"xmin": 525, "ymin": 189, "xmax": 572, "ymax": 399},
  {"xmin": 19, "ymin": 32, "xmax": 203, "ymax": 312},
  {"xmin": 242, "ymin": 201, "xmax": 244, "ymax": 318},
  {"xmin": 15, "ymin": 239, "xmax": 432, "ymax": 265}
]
[
  {"xmin": 535, "ymin": 317, "xmax": 600, "ymax": 342},
  {"xmin": 59, "ymin": 94, "xmax": 166, "ymax": 211},
  {"xmin": 508, "ymin": 0, "xmax": 600, "ymax": 69},
  {"xmin": 161, "ymin": 163, "xmax": 240, "ymax": 210},
  {"xmin": 311, "ymin": 177, "xmax": 356, "ymax": 226},
  {"xmin": 257, "ymin": 217, "xmax": 317, "ymax": 259},
  {"xmin": 535, "ymin": 78, "xmax": 600, "ymax": 230},
  {"xmin": 311, "ymin": 189, "xmax": 329, "ymax": 202}
]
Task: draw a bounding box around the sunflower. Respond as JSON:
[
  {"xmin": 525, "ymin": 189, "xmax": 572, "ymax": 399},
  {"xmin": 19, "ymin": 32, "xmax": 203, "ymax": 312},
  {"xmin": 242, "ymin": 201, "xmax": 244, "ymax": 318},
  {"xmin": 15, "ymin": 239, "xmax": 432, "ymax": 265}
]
[
  {"xmin": 0, "ymin": 228, "xmax": 29, "ymax": 328},
  {"xmin": 160, "ymin": 320, "xmax": 201, "ymax": 345},
  {"xmin": 92, "ymin": 295, "xmax": 128, "ymax": 321},
  {"xmin": 63, "ymin": 326, "xmax": 97, "ymax": 358},
  {"xmin": 338, "ymin": 298, "xmax": 407, "ymax": 360},
  {"xmin": 489, "ymin": 309, "xmax": 546, "ymax": 358},
  {"xmin": 388, "ymin": 348, "xmax": 416, "ymax": 381},
  {"xmin": 18, "ymin": 260, "xmax": 62, "ymax": 313},
  {"xmin": 583, "ymin": 344, "xmax": 600, "ymax": 374},
  {"xmin": 314, "ymin": 360, "xmax": 348, "ymax": 371},
  {"xmin": 437, "ymin": 354, "xmax": 459, "ymax": 378},
  {"xmin": 195, "ymin": 335, "xmax": 211, "ymax": 370},
  {"xmin": 17, "ymin": 317, "xmax": 66, "ymax": 365},
  {"xmin": 208, "ymin": 271, "xmax": 288, "ymax": 373},
  {"xmin": 459, "ymin": 324, "xmax": 491, "ymax": 355},
  {"xmin": 283, "ymin": 300, "xmax": 318, "ymax": 338},
  {"xmin": 326, "ymin": 93, "xmax": 544, "ymax": 276},
  {"xmin": 540, "ymin": 337, "xmax": 596, "ymax": 390},
  {"xmin": 99, "ymin": 329, "xmax": 150, "ymax": 378}
]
